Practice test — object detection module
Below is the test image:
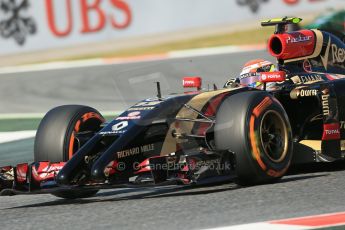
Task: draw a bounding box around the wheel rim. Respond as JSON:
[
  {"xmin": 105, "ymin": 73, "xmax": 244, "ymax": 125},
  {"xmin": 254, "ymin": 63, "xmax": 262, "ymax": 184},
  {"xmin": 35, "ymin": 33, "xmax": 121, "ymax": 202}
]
[
  {"xmin": 68, "ymin": 112, "xmax": 104, "ymax": 160},
  {"xmin": 259, "ymin": 110, "xmax": 288, "ymax": 163}
]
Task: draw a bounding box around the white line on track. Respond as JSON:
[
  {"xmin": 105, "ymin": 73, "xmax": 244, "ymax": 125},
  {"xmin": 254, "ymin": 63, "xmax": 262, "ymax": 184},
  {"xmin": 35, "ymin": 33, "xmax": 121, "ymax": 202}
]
[
  {"xmin": 0, "ymin": 130, "xmax": 36, "ymax": 144},
  {"xmin": 205, "ymin": 223, "xmax": 308, "ymax": 230},
  {"xmin": 0, "ymin": 111, "xmax": 122, "ymax": 119}
]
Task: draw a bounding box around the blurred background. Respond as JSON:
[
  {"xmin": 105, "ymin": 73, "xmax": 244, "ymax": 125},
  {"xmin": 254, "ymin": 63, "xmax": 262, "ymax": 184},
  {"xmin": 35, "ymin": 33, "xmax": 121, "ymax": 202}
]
[{"xmin": 0, "ymin": 0, "xmax": 344, "ymax": 65}]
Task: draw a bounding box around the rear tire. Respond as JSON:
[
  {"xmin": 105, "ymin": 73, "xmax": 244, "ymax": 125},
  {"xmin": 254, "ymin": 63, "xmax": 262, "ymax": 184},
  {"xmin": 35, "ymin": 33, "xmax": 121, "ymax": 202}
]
[
  {"xmin": 34, "ymin": 105, "xmax": 105, "ymax": 199},
  {"xmin": 215, "ymin": 91, "xmax": 292, "ymax": 185}
]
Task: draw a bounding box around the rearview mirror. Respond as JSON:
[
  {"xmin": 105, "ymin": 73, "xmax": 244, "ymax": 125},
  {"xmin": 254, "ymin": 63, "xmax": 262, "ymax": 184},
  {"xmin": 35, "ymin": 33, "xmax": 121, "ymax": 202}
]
[{"xmin": 183, "ymin": 77, "xmax": 202, "ymax": 90}]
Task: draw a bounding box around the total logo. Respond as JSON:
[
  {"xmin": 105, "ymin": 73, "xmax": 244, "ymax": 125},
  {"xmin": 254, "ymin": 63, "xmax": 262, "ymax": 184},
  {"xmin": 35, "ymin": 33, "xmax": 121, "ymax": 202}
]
[
  {"xmin": 116, "ymin": 111, "xmax": 141, "ymax": 120},
  {"xmin": 322, "ymin": 123, "xmax": 340, "ymax": 140},
  {"xmin": 324, "ymin": 129, "xmax": 340, "ymax": 135}
]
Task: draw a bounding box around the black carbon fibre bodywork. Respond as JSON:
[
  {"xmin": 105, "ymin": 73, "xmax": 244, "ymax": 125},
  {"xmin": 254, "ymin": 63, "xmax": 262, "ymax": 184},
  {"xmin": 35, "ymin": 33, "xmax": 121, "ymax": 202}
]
[{"xmin": 1, "ymin": 20, "xmax": 344, "ymax": 196}]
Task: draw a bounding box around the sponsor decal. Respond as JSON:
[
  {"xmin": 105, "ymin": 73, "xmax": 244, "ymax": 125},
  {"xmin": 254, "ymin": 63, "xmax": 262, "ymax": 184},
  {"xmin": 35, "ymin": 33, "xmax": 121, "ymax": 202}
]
[
  {"xmin": 299, "ymin": 89, "xmax": 318, "ymax": 97},
  {"xmin": 182, "ymin": 77, "xmax": 202, "ymax": 89},
  {"xmin": 320, "ymin": 38, "xmax": 345, "ymax": 70},
  {"xmin": 331, "ymin": 44, "xmax": 345, "ymax": 64},
  {"xmin": 299, "ymin": 74, "xmax": 323, "ymax": 83},
  {"xmin": 117, "ymin": 143, "xmax": 154, "ymax": 159},
  {"xmin": 116, "ymin": 111, "xmax": 141, "ymax": 120},
  {"xmin": 303, "ymin": 59, "xmax": 312, "ymax": 73},
  {"xmin": 99, "ymin": 131, "xmax": 124, "ymax": 135},
  {"xmin": 0, "ymin": 0, "xmax": 37, "ymax": 45},
  {"xmin": 46, "ymin": 0, "xmax": 132, "ymax": 37},
  {"xmin": 134, "ymin": 101, "xmax": 161, "ymax": 107},
  {"xmin": 286, "ymin": 34, "xmax": 312, "ymax": 44},
  {"xmin": 340, "ymin": 121, "xmax": 345, "ymax": 130},
  {"xmin": 260, "ymin": 71, "xmax": 285, "ymax": 82},
  {"xmin": 112, "ymin": 121, "xmax": 128, "ymax": 131},
  {"xmin": 321, "ymin": 88, "xmax": 330, "ymax": 116},
  {"xmin": 183, "ymin": 80, "xmax": 195, "ymax": 85},
  {"xmin": 127, "ymin": 107, "xmax": 155, "ymax": 111},
  {"xmin": 322, "ymin": 123, "xmax": 340, "ymax": 140},
  {"xmin": 99, "ymin": 121, "xmax": 128, "ymax": 135}
]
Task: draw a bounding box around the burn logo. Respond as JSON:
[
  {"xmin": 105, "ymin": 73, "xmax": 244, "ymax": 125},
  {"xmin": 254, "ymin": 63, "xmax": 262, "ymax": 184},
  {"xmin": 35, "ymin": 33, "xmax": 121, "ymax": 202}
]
[{"xmin": 0, "ymin": 0, "xmax": 36, "ymax": 45}]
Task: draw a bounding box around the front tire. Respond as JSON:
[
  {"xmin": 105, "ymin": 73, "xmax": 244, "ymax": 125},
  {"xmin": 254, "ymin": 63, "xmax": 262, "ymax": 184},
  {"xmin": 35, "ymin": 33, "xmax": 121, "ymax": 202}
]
[
  {"xmin": 34, "ymin": 105, "xmax": 105, "ymax": 199},
  {"xmin": 215, "ymin": 91, "xmax": 293, "ymax": 185},
  {"xmin": 34, "ymin": 105, "xmax": 104, "ymax": 162}
]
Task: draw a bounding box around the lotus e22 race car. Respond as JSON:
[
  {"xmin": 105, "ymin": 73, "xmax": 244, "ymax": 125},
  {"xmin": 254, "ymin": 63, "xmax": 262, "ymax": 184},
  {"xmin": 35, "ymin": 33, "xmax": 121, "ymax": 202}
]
[{"xmin": 1, "ymin": 17, "xmax": 345, "ymax": 199}]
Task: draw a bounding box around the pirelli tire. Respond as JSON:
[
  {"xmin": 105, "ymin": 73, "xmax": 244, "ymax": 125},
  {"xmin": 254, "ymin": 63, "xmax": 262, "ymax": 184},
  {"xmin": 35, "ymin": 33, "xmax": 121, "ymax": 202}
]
[
  {"xmin": 34, "ymin": 105, "xmax": 105, "ymax": 199},
  {"xmin": 215, "ymin": 91, "xmax": 293, "ymax": 185}
]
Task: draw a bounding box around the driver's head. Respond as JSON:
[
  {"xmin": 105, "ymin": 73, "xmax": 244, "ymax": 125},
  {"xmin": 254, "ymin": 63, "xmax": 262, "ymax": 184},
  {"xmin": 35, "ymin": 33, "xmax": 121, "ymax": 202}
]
[{"xmin": 239, "ymin": 59, "xmax": 276, "ymax": 88}]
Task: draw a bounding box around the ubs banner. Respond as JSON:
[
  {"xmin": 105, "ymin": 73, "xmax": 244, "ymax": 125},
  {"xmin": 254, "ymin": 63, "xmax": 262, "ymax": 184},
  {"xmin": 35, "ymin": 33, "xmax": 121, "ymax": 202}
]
[{"xmin": 0, "ymin": 0, "xmax": 343, "ymax": 55}]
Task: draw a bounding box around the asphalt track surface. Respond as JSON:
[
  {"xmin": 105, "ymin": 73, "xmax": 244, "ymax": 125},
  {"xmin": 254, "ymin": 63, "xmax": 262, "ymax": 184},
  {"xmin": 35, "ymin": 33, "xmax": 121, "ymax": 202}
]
[
  {"xmin": 1, "ymin": 51, "xmax": 345, "ymax": 229},
  {"xmin": 0, "ymin": 50, "xmax": 271, "ymax": 114}
]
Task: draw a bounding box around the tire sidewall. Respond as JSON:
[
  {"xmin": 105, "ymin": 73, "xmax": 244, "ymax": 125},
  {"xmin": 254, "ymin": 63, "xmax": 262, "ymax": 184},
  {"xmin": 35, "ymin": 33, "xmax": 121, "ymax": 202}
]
[
  {"xmin": 215, "ymin": 91, "xmax": 293, "ymax": 184},
  {"xmin": 243, "ymin": 95, "xmax": 293, "ymax": 179}
]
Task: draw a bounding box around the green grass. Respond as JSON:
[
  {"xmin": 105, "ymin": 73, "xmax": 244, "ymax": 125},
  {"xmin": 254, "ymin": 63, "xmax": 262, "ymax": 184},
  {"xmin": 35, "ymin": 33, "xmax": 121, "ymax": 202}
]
[{"xmin": 0, "ymin": 118, "xmax": 42, "ymax": 132}]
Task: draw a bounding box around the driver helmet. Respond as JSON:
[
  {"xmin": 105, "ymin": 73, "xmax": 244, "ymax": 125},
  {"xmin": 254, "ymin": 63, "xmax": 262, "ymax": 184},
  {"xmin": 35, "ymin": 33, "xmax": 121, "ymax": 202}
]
[{"xmin": 239, "ymin": 59, "xmax": 276, "ymax": 88}]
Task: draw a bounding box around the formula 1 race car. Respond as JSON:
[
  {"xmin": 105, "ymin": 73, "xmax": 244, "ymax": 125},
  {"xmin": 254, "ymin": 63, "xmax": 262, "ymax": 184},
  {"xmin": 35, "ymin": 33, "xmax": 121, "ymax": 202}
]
[{"xmin": 1, "ymin": 17, "xmax": 344, "ymax": 199}]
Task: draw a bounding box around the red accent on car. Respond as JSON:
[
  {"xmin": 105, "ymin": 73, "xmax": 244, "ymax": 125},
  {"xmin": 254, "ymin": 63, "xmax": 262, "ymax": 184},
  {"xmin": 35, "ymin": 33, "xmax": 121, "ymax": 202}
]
[
  {"xmin": 183, "ymin": 77, "xmax": 202, "ymax": 90},
  {"xmin": 267, "ymin": 30, "xmax": 315, "ymax": 60},
  {"xmin": 104, "ymin": 160, "xmax": 119, "ymax": 176},
  {"xmin": 0, "ymin": 166, "xmax": 12, "ymax": 172},
  {"xmin": 16, "ymin": 163, "xmax": 29, "ymax": 183},
  {"xmin": 196, "ymin": 93, "xmax": 228, "ymax": 136},
  {"xmin": 134, "ymin": 158, "xmax": 151, "ymax": 174},
  {"xmin": 204, "ymin": 93, "xmax": 228, "ymax": 117},
  {"xmin": 322, "ymin": 123, "xmax": 341, "ymax": 140},
  {"xmin": 31, "ymin": 162, "xmax": 65, "ymax": 183},
  {"xmin": 260, "ymin": 71, "xmax": 286, "ymax": 83}
]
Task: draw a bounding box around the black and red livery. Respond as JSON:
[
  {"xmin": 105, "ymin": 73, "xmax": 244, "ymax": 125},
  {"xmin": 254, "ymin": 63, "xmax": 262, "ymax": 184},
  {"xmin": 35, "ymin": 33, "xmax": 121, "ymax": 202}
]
[{"xmin": 1, "ymin": 17, "xmax": 344, "ymax": 198}]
